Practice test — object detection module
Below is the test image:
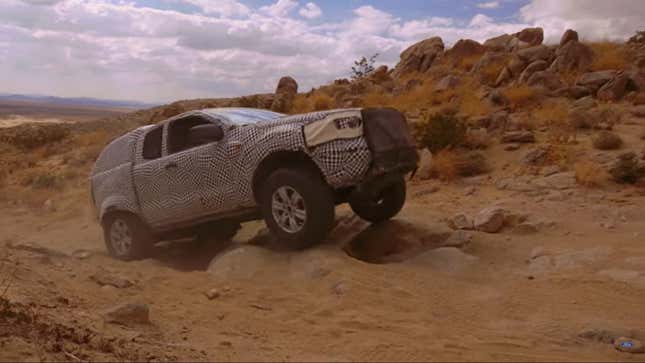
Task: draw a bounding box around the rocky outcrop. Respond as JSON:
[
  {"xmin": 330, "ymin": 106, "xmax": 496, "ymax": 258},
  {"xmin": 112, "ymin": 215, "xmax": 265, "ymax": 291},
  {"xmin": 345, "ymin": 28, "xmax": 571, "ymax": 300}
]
[
  {"xmin": 392, "ymin": 37, "xmax": 444, "ymax": 78},
  {"xmin": 270, "ymin": 76, "xmax": 298, "ymax": 113},
  {"xmin": 446, "ymin": 39, "xmax": 485, "ymax": 58},
  {"xmin": 577, "ymin": 70, "xmax": 617, "ymax": 93},
  {"xmin": 527, "ymin": 70, "xmax": 564, "ymax": 90},
  {"xmin": 434, "ymin": 75, "xmax": 460, "ymax": 91},
  {"xmin": 519, "ymin": 60, "xmax": 549, "ymax": 84},
  {"xmin": 514, "ymin": 27, "xmax": 544, "ymax": 46},
  {"xmin": 517, "ymin": 45, "xmax": 553, "ymax": 63},
  {"xmin": 560, "ymin": 29, "xmax": 579, "ymax": 46},
  {"xmin": 597, "ymin": 72, "xmax": 630, "ymax": 101},
  {"xmin": 550, "ymin": 39, "xmax": 594, "ymax": 72},
  {"xmin": 483, "ymin": 34, "xmax": 517, "ymax": 52}
]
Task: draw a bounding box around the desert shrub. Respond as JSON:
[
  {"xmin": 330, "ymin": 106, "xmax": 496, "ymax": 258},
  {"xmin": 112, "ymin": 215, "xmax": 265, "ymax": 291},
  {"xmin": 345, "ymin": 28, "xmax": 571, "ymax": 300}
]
[
  {"xmin": 574, "ymin": 160, "xmax": 606, "ymax": 187},
  {"xmin": 430, "ymin": 150, "xmax": 488, "ymax": 180},
  {"xmin": 463, "ymin": 128, "xmax": 490, "ymax": 149},
  {"xmin": 290, "ymin": 94, "xmax": 313, "ymax": 114},
  {"xmin": 26, "ymin": 171, "xmax": 64, "ymax": 189},
  {"xmin": 0, "ymin": 123, "xmax": 70, "ymax": 150},
  {"xmin": 312, "ymin": 94, "xmax": 334, "ymax": 111},
  {"xmin": 589, "ymin": 42, "xmax": 629, "ymax": 71},
  {"xmin": 237, "ymin": 95, "xmax": 262, "ymax": 108},
  {"xmin": 502, "ymin": 85, "xmax": 538, "ymax": 110},
  {"xmin": 596, "ymin": 103, "xmax": 624, "ymax": 126},
  {"xmin": 454, "ymin": 151, "xmax": 489, "ymax": 177},
  {"xmin": 609, "ymin": 152, "xmax": 645, "ymax": 184},
  {"xmin": 431, "ymin": 150, "xmax": 458, "ymax": 180},
  {"xmin": 351, "ymin": 54, "xmax": 378, "ymax": 81},
  {"xmin": 412, "ymin": 111, "xmax": 466, "ymax": 153},
  {"xmin": 535, "ymin": 101, "xmax": 575, "ymax": 142},
  {"xmin": 459, "ymin": 89, "xmax": 493, "ymax": 118},
  {"xmin": 478, "ymin": 55, "xmax": 510, "ymax": 86},
  {"xmin": 361, "ymin": 92, "xmax": 394, "ymax": 108},
  {"xmin": 592, "ymin": 131, "xmax": 623, "ymax": 150}
]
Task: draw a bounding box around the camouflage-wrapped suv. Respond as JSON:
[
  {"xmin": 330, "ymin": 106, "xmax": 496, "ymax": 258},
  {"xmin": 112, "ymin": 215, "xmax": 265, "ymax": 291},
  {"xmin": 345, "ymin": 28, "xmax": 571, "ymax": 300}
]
[{"xmin": 90, "ymin": 107, "xmax": 418, "ymax": 260}]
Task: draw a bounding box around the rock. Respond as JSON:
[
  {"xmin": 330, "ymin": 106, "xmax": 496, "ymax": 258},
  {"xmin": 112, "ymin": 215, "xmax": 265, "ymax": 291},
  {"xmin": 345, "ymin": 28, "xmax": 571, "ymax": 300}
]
[
  {"xmin": 541, "ymin": 165, "xmax": 560, "ymax": 177},
  {"xmin": 608, "ymin": 152, "xmax": 645, "ymax": 184},
  {"xmin": 270, "ymin": 76, "xmax": 298, "ymax": 113},
  {"xmin": 474, "ymin": 207, "xmax": 506, "ymax": 233},
  {"xmin": 514, "ymin": 27, "xmax": 543, "ymax": 46},
  {"xmin": 566, "ymin": 85, "xmax": 591, "ymax": 99},
  {"xmin": 535, "ymin": 172, "xmax": 577, "ymax": 190},
  {"xmin": 332, "ymin": 281, "xmax": 350, "ymax": 296},
  {"xmin": 208, "ymin": 245, "xmax": 287, "ymax": 280},
  {"xmin": 43, "ymin": 199, "xmax": 55, "ymax": 212},
  {"xmin": 204, "ymin": 289, "xmax": 221, "ymax": 300},
  {"xmin": 486, "ymin": 90, "xmax": 510, "ymax": 107},
  {"xmin": 392, "ymin": 37, "xmax": 444, "ymax": 78},
  {"xmin": 495, "ymin": 67, "xmax": 512, "ymax": 86},
  {"xmin": 501, "ymin": 131, "xmax": 535, "ymax": 143},
  {"xmin": 507, "ymin": 55, "xmax": 528, "ymax": 77},
  {"xmin": 90, "ymin": 269, "xmax": 133, "ymax": 289},
  {"xmin": 104, "ymin": 303, "xmax": 150, "ymax": 326},
  {"xmin": 443, "ymin": 230, "xmax": 473, "ymax": 248},
  {"xmin": 518, "ymin": 60, "xmax": 548, "ymax": 84},
  {"xmin": 631, "ymin": 105, "xmax": 645, "ymax": 118},
  {"xmin": 517, "ymin": 45, "xmax": 552, "ymax": 63},
  {"xmin": 522, "ymin": 147, "xmax": 548, "ymax": 165},
  {"xmin": 579, "ymin": 328, "xmax": 628, "ymax": 344},
  {"xmin": 472, "ymin": 52, "xmax": 509, "ymax": 79},
  {"xmin": 504, "ymin": 143, "xmax": 521, "ymax": 151},
  {"xmin": 451, "ymin": 213, "xmax": 474, "ymax": 230},
  {"xmin": 369, "ymin": 65, "xmax": 389, "ymax": 82},
  {"xmin": 434, "ymin": 75, "xmax": 460, "ymax": 91},
  {"xmin": 560, "ymin": 29, "xmax": 579, "ymax": 46},
  {"xmin": 576, "ymin": 70, "xmax": 616, "ymax": 92},
  {"xmin": 529, "ymin": 247, "xmax": 611, "ymax": 274},
  {"xmin": 483, "ymin": 33, "xmax": 517, "ymax": 52},
  {"xmin": 410, "ymin": 247, "xmax": 479, "ymax": 273},
  {"xmin": 527, "ymin": 70, "xmax": 564, "ymax": 90},
  {"xmin": 597, "ymin": 72, "xmax": 629, "ymax": 101},
  {"xmin": 615, "ymin": 337, "xmax": 645, "ymax": 354},
  {"xmin": 416, "ymin": 149, "xmax": 433, "ymax": 180},
  {"xmin": 550, "ymin": 40, "xmax": 594, "ymax": 73},
  {"xmin": 572, "ymin": 95, "xmax": 597, "ymax": 110},
  {"xmin": 446, "ymin": 39, "xmax": 485, "ymax": 59},
  {"xmin": 72, "ymin": 249, "xmax": 91, "ymax": 260}
]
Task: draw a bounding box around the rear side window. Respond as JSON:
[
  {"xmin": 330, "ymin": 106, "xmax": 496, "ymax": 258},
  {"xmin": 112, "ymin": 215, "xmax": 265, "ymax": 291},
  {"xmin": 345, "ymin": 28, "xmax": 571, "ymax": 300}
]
[{"xmin": 142, "ymin": 126, "xmax": 163, "ymax": 160}]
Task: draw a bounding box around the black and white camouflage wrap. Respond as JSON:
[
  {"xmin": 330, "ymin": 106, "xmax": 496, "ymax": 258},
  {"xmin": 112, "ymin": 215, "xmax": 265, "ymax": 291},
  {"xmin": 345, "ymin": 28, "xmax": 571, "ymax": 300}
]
[{"xmin": 91, "ymin": 108, "xmax": 372, "ymax": 230}]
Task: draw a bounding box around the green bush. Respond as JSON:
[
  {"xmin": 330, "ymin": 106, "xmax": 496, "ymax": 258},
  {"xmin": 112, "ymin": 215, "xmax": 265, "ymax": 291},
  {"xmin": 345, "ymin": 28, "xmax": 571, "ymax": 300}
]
[{"xmin": 412, "ymin": 111, "xmax": 466, "ymax": 153}]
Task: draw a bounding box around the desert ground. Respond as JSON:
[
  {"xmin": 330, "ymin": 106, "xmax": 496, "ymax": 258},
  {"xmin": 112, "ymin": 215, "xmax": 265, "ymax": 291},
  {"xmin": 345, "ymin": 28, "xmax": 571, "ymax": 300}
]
[{"xmin": 1, "ymin": 27, "xmax": 645, "ymax": 361}]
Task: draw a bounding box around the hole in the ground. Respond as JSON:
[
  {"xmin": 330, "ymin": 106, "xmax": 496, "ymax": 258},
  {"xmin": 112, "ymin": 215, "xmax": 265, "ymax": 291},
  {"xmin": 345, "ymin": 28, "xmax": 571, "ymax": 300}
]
[{"xmin": 343, "ymin": 219, "xmax": 451, "ymax": 264}]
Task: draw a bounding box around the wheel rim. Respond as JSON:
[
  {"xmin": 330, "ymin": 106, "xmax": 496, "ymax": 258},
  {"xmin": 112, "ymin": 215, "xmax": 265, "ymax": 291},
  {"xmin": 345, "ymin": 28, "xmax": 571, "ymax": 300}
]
[
  {"xmin": 110, "ymin": 218, "xmax": 133, "ymax": 256},
  {"xmin": 272, "ymin": 186, "xmax": 307, "ymax": 234}
]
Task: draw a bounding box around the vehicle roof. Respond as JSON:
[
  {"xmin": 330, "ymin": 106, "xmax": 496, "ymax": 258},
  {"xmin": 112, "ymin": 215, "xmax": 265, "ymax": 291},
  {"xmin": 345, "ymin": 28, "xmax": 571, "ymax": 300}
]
[{"xmin": 201, "ymin": 108, "xmax": 285, "ymax": 125}]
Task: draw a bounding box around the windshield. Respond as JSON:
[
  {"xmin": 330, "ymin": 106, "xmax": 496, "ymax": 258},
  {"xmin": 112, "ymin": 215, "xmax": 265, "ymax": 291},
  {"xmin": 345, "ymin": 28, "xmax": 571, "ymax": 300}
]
[{"xmin": 202, "ymin": 108, "xmax": 285, "ymax": 125}]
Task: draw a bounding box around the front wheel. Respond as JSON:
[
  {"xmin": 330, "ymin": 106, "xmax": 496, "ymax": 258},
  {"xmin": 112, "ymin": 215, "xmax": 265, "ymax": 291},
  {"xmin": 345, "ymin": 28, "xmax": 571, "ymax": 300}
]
[
  {"xmin": 260, "ymin": 168, "xmax": 335, "ymax": 250},
  {"xmin": 349, "ymin": 175, "xmax": 406, "ymax": 224},
  {"xmin": 102, "ymin": 212, "xmax": 153, "ymax": 261}
]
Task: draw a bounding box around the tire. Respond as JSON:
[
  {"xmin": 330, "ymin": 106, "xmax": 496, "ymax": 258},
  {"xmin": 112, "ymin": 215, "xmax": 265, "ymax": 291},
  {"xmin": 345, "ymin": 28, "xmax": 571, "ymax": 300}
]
[
  {"xmin": 260, "ymin": 168, "xmax": 335, "ymax": 250},
  {"xmin": 349, "ymin": 175, "xmax": 406, "ymax": 224},
  {"xmin": 196, "ymin": 222, "xmax": 241, "ymax": 243},
  {"xmin": 102, "ymin": 212, "xmax": 153, "ymax": 261}
]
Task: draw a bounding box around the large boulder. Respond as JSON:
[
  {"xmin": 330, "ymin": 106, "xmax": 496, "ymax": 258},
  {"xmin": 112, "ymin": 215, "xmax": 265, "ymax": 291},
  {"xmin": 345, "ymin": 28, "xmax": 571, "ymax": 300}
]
[
  {"xmin": 517, "ymin": 45, "xmax": 553, "ymax": 63},
  {"xmin": 576, "ymin": 70, "xmax": 617, "ymax": 93},
  {"xmin": 519, "ymin": 60, "xmax": 549, "ymax": 84},
  {"xmin": 527, "ymin": 70, "xmax": 565, "ymax": 90},
  {"xmin": 434, "ymin": 74, "xmax": 461, "ymax": 91},
  {"xmin": 514, "ymin": 27, "xmax": 544, "ymax": 46},
  {"xmin": 597, "ymin": 72, "xmax": 630, "ymax": 101},
  {"xmin": 560, "ymin": 29, "xmax": 579, "ymax": 46},
  {"xmin": 474, "ymin": 207, "xmax": 506, "ymax": 233},
  {"xmin": 483, "ymin": 34, "xmax": 517, "ymax": 52},
  {"xmin": 446, "ymin": 39, "xmax": 486, "ymax": 58},
  {"xmin": 270, "ymin": 76, "xmax": 298, "ymax": 113},
  {"xmin": 550, "ymin": 40, "xmax": 594, "ymax": 72},
  {"xmin": 392, "ymin": 37, "xmax": 444, "ymax": 78},
  {"xmin": 507, "ymin": 55, "xmax": 528, "ymax": 77}
]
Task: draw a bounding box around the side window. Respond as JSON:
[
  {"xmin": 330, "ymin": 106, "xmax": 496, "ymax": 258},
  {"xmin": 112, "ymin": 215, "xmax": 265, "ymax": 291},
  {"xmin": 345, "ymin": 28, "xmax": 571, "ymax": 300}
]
[
  {"xmin": 142, "ymin": 126, "xmax": 163, "ymax": 160},
  {"xmin": 167, "ymin": 115, "xmax": 215, "ymax": 154}
]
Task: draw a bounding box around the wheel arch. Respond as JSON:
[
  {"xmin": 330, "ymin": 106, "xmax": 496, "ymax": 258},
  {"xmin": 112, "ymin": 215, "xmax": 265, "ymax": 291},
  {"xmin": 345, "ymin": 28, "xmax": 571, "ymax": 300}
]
[{"xmin": 251, "ymin": 150, "xmax": 326, "ymax": 203}]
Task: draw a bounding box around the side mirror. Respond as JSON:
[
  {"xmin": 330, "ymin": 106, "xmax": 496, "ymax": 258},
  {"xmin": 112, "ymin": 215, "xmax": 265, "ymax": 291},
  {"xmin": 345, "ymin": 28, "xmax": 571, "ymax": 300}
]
[{"xmin": 187, "ymin": 124, "xmax": 224, "ymax": 146}]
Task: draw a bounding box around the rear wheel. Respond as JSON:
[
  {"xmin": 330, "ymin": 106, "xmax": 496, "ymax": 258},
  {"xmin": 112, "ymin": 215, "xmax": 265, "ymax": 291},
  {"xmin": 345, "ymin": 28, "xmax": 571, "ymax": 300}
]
[
  {"xmin": 260, "ymin": 168, "xmax": 335, "ymax": 249},
  {"xmin": 349, "ymin": 175, "xmax": 406, "ymax": 224},
  {"xmin": 102, "ymin": 212, "xmax": 153, "ymax": 260}
]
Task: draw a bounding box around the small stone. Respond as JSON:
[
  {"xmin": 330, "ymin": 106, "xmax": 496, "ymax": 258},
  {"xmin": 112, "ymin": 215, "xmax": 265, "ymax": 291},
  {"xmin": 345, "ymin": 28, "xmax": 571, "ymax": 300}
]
[
  {"xmin": 504, "ymin": 143, "xmax": 521, "ymax": 151},
  {"xmin": 615, "ymin": 337, "xmax": 645, "ymax": 354},
  {"xmin": 332, "ymin": 281, "xmax": 349, "ymax": 296},
  {"xmin": 513, "ymin": 222, "xmax": 539, "ymax": 235},
  {"xmin": 91, "ymin": 269, "xmax": 133, "ymax": 289},
  {"xmin": 541, "ymin": 165, "xmax": 560, "ymax": 177},
  {"xmin": 204, "ymin": 289, "xmax": 221, "ymax": 300},
  {"xmin": 444, "ymin": 230, "xmax": 473, "ymax": 248},
  {"xmin": 501, "ymin": 131, "xmax": 535, "ymax": 144},
  {"xmin": 451, "ymin": 213, "xmax": 474, "ymax": 230},
  {"xmin": 530, "ymin": 246, "xmax": 545, "ymax": 260},
  {"xmin": 464, "ymin": 186, "xmax": 477, "ymax": 196},
  {"xmin": 72, "ymin": 250, "xmax": 92, "ymax": 260},
  {"xmin": 474, "ymin": 207, "xmax": 506, "ymax": 233},
  {"xmin": 104, "ymin": 303, "xmax": 150, "ymax": 326},
  {"xmin": 43, "ymin": 199, "xmax": 56, "ymax": 212}
]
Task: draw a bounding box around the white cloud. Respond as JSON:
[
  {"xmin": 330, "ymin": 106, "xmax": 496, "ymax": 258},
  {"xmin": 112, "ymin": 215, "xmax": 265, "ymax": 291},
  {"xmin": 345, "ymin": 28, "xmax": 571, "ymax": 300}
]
[
  {"xmin": 477, "ymin": 1, "xmax": 500, "ymax": 9},
  {"xmin": 299, "ymin": 2, "xmax": 321, "ymax": 19},
  {"xmin": 0, "ymin": 0, "xmax": 643, "ymax": 103},
  {"xmin": 260, "ymin": 0, "xmax": 298, "ymax": 18}
]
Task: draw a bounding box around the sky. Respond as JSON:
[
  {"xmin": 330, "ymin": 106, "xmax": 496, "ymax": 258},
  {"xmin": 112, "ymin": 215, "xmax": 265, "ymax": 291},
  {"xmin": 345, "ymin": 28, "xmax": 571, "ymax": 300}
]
[{"xmin": 0, "ymin": 0, "xmax": 643, "ymax": 103}]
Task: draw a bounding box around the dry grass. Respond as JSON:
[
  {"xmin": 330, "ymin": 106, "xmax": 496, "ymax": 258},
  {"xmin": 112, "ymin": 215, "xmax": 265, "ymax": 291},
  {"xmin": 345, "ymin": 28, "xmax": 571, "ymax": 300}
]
[
  {"xmin": 289, "ymin": 94, "xmax": 313, "ymax": 114},
  {"xmin": 592, "ymin": 131, "xmax": 623, "ymax": 150},
  {"xmin": 534, "ymin": 100, "xmax": 576, "ymax": 143},
  {"xmin": 312, "ymin": 94, "xmax": 335, "ymax": 111},
  {"xmin": 574, "ymin": 160, "xmax": 607, "ymax": 187},
  {"xmin": 463, "ymin": 128, "xmax": 491, "ymax": 149},
  {"xmin": 455, "ymin": 54, "xmax": 484, "ymax": 72},
  {"xmin": 478, "ymin": 55, "xmax": 510, "ymax": 86},
  {"xmin": 431, "ymin": 149, "xmax": 459, "ymax": 181},
  {"xmin": 589, "ymin": 42, "xmax": 630, "ymax": 71},
  {"xmin": 502, "ymin": 85, "xmax": 538, "ymax": 110}
]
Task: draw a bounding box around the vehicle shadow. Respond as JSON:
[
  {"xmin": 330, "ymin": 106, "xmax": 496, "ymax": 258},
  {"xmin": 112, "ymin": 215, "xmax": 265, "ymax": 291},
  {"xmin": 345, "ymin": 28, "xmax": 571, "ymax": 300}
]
[{"xmin": 148, "ymin": 238, "xmax": 235, "ymax": 272}]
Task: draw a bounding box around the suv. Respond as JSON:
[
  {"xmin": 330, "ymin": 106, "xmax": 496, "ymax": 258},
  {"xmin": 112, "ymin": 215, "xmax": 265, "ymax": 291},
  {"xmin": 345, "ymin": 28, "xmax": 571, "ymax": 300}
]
[{"xmin": 91, "ymin": 107, "xmax": 418, "ymax": 260}]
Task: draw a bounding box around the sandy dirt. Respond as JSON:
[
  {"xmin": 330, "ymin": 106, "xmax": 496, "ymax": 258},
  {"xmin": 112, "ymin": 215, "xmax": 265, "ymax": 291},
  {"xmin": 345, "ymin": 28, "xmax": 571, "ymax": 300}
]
[{"xmin": 1, "ymin": 169, "xmax": 645, "ymax": 361}]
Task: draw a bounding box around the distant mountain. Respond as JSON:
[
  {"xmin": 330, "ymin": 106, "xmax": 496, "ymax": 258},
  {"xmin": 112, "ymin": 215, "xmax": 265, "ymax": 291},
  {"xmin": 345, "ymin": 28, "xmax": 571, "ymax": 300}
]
[{"xmin": 0, "ymin": 93, "xmax": 158, "ymax": 110}]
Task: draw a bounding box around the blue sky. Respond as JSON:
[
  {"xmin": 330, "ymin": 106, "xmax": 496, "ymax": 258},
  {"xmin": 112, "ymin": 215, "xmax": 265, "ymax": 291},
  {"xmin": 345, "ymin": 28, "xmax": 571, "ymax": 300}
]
[{"xmin": 0, "ymin": 0, "xmax": 642, "ymax": 102}]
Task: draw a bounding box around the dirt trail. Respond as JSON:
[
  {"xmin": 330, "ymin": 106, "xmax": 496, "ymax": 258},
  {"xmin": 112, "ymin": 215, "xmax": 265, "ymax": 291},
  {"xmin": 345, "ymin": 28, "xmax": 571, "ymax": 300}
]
[{"xmin": 2, "ymin": 177, "xmax": 645, "ymax": 361}]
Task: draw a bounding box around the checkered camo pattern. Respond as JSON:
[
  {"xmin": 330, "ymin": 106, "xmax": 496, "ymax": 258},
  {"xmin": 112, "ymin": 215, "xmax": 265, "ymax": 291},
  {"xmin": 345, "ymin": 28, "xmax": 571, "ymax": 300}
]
[{"xmin": 92, "ymin": 108, "xmax": 373, "ymax": 229}]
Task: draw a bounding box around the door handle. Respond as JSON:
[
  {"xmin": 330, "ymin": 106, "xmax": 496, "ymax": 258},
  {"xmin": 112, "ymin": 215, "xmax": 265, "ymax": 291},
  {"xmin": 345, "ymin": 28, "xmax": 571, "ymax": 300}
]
[{"xmin": 164, "ymin": 162, "xmax": 178, "ymax": 170}]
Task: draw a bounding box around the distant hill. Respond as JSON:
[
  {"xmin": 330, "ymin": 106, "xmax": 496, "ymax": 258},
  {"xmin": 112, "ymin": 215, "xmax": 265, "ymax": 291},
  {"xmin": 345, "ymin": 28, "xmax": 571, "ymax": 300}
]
[{"xmin": 0, "ymin": 93, "xmax": 157, "ymax": 110}]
